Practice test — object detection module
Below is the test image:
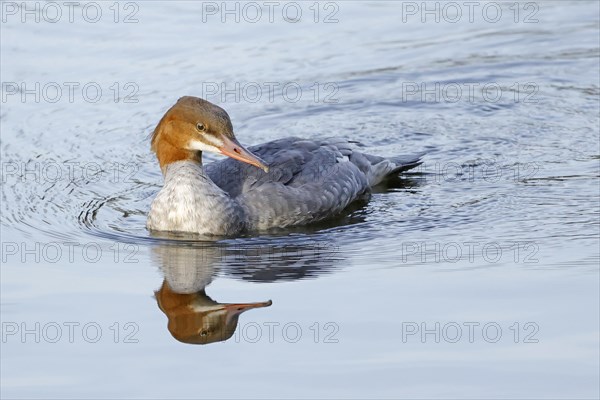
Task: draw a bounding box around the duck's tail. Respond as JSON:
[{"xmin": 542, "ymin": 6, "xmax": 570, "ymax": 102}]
[{"xmin": 363, "ymin": 151, "xmax": 425, "ymax": 187}]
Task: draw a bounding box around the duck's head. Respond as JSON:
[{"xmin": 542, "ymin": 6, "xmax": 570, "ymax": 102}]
[
  {"xmin": 151, "ymin": 96, "xmax": 269, "ymax": 173},
  {"xmin": 155, "ymin": 280, "xmax": 272, "ymax": 345}
]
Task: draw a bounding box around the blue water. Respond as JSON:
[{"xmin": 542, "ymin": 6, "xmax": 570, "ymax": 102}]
[{"xmin": 1, "ymin": 1, "xmax": 599, "ymax": 398}]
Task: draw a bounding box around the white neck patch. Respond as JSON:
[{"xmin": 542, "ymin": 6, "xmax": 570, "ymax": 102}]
[{"xmin": 187, "ymin": 137, "xmax": 222, "ymax": 154}]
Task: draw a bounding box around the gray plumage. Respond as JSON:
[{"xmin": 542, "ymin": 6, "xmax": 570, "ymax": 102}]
[{"xmin": 147, "ymin": 137, "xmax": 422, "ymax": 236}]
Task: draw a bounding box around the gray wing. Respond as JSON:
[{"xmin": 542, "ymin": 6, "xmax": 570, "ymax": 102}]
[
  {"xmin": 205, "ymin": 137, "xmax": 423, "ymax": 229},
  {"xmin": 204, "ymin": 137, "xmax": 368, "ymax": 228}
]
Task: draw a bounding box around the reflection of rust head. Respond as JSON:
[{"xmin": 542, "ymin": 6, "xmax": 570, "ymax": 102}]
[{"xmin": 155, "ymin": 280, "xmax": 272, "ymax": 345}]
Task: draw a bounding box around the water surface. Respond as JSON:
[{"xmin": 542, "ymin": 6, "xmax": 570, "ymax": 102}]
[{"xmin": 1, "ymin": 1, "xmax": 599, "ymax": 398}]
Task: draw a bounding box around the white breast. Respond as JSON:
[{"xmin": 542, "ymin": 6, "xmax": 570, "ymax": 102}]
[{"xmin": 147, "ymin": 161, "xmax": 245, "ymax": 236}]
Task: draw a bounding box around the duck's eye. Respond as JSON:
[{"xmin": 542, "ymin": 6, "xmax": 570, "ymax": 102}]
[{"xmin": 196, "ymin": 123, "xmax": 206, "ymax": 132}]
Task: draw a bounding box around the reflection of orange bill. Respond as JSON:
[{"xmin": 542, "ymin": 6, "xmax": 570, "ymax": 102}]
[{"xmin": 224, "ymin": 300, "xmax": 273, "ymax": 325}]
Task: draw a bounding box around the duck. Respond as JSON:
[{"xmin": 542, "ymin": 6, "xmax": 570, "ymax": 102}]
[{"xmin": 147, "ymin": 96, "xmax": 423, "ymax": 236}]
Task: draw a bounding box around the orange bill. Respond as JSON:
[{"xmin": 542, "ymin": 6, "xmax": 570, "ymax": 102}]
[{"xmin": 219, "ymin": 135, "xmax": 270, "ymax": 173}]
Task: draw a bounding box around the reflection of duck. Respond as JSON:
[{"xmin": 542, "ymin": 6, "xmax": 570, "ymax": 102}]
[
  {"xmin": 221, "ymin": 240, "xmax": 343, "ymax": 282},
  {"xmin": 146, "ymin": 96, "xmax": 423, "ymax": 236},
  {"xmin": 155, "ymin": 281, "xmax": 271, "ymax": 345},
  {"xmin": 153, "ymin": 244, "xmax": 272, "ymax": 345},
  {"xmin": 151, "ymin": 237, "xmax": 344, "ymax": 344}
]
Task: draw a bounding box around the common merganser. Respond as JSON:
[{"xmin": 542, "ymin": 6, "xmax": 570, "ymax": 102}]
[{"xmin": 146, "ymin": 96, "xmax": 423, "ymax": 235}]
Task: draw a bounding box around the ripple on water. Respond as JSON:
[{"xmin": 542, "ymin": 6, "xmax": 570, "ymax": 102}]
[{"xmin": 1, "ymin": 0, "xmax": 598, "ymax": 276}]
